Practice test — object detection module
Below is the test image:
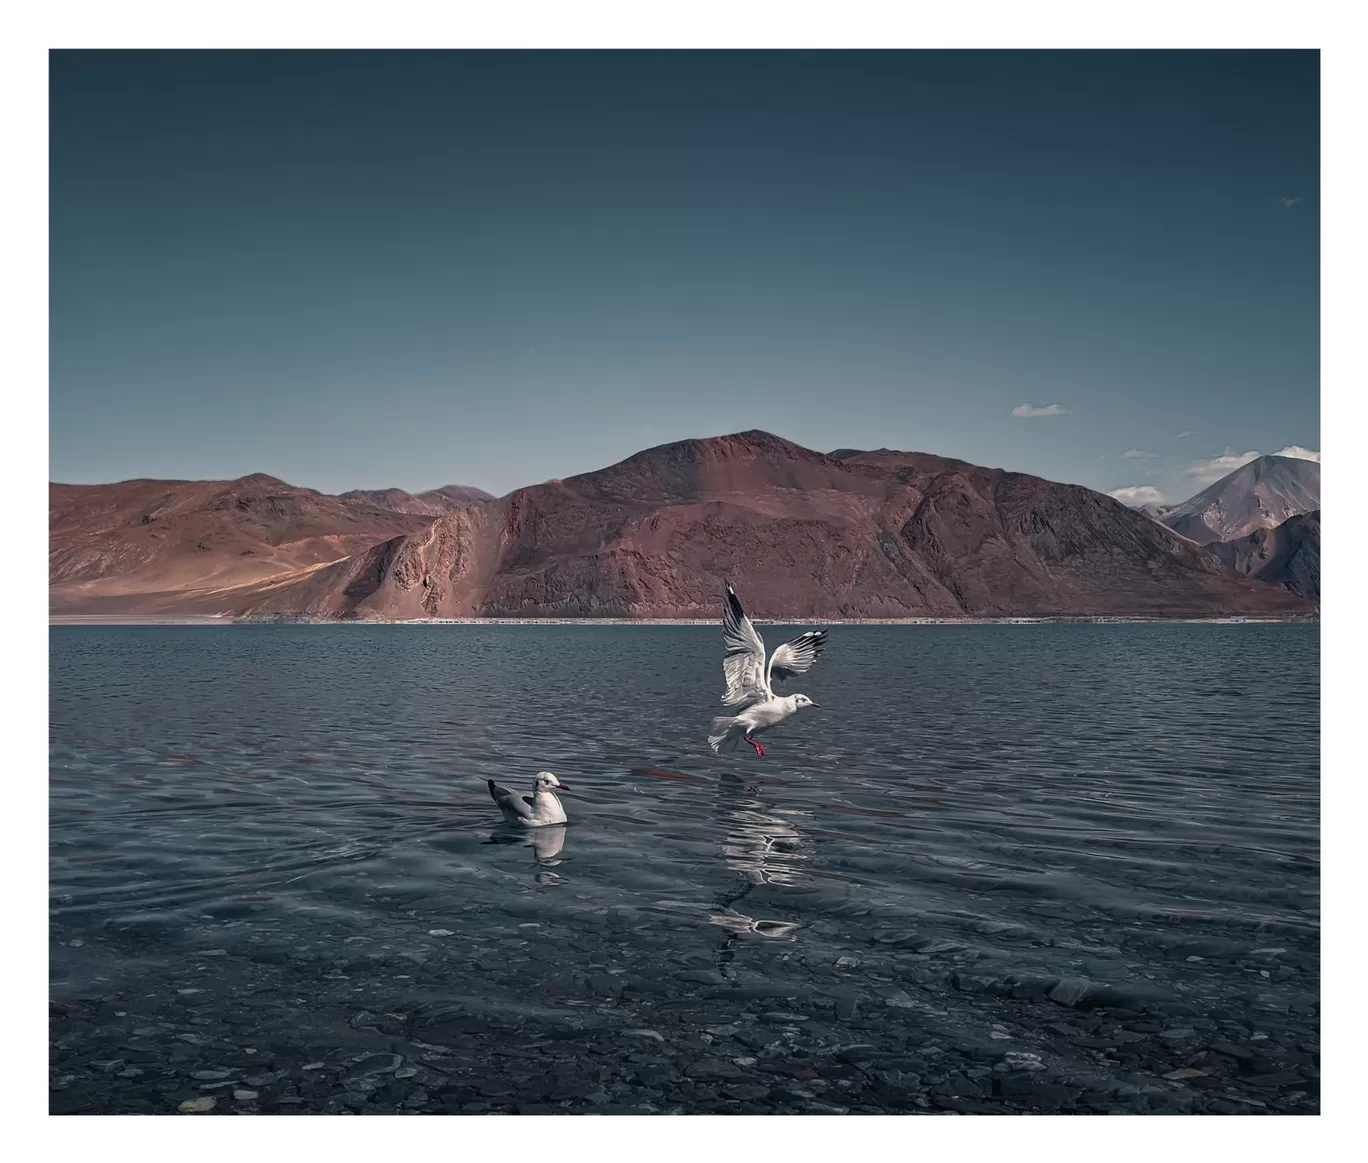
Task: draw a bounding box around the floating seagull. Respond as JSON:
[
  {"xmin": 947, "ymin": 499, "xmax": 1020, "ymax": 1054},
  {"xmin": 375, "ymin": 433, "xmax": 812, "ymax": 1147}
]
[
  {"xmin": 488, "ymin": 772, "xmax": 569, "ymax": 826},
  {"xmin": 707, "ymin": 582, "xmax": 826, "ymax": 757}
]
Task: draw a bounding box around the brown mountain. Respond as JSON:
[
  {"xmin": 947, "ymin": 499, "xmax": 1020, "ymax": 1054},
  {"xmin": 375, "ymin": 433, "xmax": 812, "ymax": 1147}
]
[
  {"xmin": 204, "ymin": 431, "xmax": 1312, "ymax": 620},
  {"xmin": 1207, "ymin": 510, "xmax": 1320, "ymax": 600},
  {"xmin": 50, "ymin": 475, "xmax": 433, "ymax": 614},
  {"xmin": 419, "ymin": 484, "xmax": 496, "ymax": 509},
  {"xmin": 337, "ymin": 484, "xmax": 494, "ymax": 516}
]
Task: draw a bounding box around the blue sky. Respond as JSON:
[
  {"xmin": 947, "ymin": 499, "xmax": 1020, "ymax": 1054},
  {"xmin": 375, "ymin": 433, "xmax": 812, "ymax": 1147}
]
[{"xmin": 49, "ymin": 50, "xmax": 1319, "ymax": 505}]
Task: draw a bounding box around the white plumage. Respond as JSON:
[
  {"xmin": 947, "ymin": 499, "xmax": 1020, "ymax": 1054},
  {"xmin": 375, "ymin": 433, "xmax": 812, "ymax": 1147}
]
[
  {"xmin": 708, "ymin": 582, "xmax": 826, "ymax": 757},
  {"xmin": 488, "ymin": 771, "xmax": 569, "ymax": 826}
]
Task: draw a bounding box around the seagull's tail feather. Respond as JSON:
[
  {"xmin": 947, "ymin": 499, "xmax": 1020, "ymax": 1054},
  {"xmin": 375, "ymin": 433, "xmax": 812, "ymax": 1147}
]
[{"xmin": 709, "ymin": 715, "xmax": 744, "ymax": 753}]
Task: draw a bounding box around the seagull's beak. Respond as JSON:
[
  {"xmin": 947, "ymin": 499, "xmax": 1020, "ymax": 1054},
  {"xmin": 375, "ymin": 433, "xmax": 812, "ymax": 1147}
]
[
  {"xmin": 809, "ymin": 702, "xmax": 821, "ymax": 709},
  {"xmin": 555, "ymin": 780, "xmax": 570, "ymax": 789}
]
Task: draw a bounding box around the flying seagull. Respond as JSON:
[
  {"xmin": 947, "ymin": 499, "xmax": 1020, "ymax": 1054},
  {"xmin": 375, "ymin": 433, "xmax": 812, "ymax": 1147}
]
[
  {"xmin": 707, "ymin": 582, "xmax": 826, "ymax": 757},
  {"xmin": 488, "ymin": 772, "xmax": 569, "ymax": 826},
  {"xmin": 1280, "ymin": 197, "xmax": 1301, "ymax": 209}
]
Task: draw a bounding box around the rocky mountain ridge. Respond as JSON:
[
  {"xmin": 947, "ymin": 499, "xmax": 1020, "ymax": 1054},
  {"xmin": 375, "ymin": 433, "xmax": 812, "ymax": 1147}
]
[
  {"xmin": 1161, "ymin": 455, "xmax": 1320, "ymax": 545},
  {"xmin": 50, "ymin": 433, "xmax": 1317, "ymax": 619},
  {"xmin": 1207, "ymin": 510, "xmax": 1320, "ymax": 600},
  {"xmin": 337, "ymin": 484, "xmax": 494, "ymax": 516}
]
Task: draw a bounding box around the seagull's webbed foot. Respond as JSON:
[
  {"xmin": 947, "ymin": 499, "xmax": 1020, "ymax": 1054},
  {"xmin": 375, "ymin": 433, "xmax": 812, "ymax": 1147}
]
[{"xmin": 744, "ymin": 736, "xmax": 765, "ymax": 758}]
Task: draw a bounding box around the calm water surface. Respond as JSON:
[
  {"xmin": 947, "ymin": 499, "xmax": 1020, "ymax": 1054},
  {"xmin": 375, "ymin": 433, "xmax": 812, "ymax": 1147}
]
[{"xmin": 50, "ymin": 624, "xmax": 1319, "ymax": 1114}]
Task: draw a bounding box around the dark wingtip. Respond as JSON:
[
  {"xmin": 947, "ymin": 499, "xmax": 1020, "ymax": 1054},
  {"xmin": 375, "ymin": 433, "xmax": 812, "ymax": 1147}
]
[{"xmin": 724, "ymin": 582, "xmax": 746, "ymax": 621}]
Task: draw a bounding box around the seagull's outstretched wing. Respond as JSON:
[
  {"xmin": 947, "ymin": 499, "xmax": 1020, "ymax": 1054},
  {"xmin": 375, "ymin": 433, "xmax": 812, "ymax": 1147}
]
[
  {"xmin": 488, "ymin": 779, "xmax": 534, "ymax": 821},
  {"xmin": 721, "ymin": 581, "xmax": 771, "ymax": 706},
  {"xmin": 768, "ymin": 630, "xmax": 827, "ymax": 687}
]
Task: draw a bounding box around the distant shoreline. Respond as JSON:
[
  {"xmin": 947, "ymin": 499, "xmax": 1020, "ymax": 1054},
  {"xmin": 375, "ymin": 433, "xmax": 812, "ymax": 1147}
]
[{"xmin": 50, "ymin": 614, "xmax": 1319, "ymax": 627}]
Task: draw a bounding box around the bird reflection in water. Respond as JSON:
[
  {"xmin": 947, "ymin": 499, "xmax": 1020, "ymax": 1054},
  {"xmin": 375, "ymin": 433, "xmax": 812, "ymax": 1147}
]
[
  {"xmin": 484, "ymin": 824, "xmax": 568, "ymax": 884},
  {"xmin": 706, "ymin": 772, "xmax": 808, "ymax": 945},
  {"xmin": 714, "ymin": 773, "xmax": 809, "ymax": 888}
]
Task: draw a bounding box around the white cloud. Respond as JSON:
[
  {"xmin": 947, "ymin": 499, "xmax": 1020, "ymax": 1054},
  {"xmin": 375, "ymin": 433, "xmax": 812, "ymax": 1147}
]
[
  {"xmin": 1175, "ymin": 430, "xmax": 1195, "ymax": 439},
  {"xmin": 1271, "ymin": 445, "xmax": 1320, "ymax": 463},
  {"xmin": 1012, "ymin": 403, "xmax": 1069, "ymax": 418},
  {"xmin": 1182, "ymin": 443, "xmax": 1319, "ymax": 485},
  {"xmin": 1122, "ymin": 448, "xmax": 1157, "ymax": 460},
  {"xmin": 1109, "ymin": 486, "xmax": 1167, "ymax": 508},
  {"xmin": 1183, "ymin": 448, "xmax": 1261, "ymax": 484}
]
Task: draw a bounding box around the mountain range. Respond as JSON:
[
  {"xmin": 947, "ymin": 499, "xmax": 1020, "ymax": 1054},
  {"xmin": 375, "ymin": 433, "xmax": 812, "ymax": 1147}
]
[
  {"xmin": 1159, "ymin": 455, "xmax": 1320, "ymax": 545},
  {"xmin": 1207, "ymin": 510, "xmax": 1320, "ymax": 600},
  {"xmin": 50, "ymin": 431, "xmax": 1317, "ymax": 620},
  {"xmin": 336, "ymin": 485, "xmax": 495, "ymax": 516},
  {"xmin": 49, "ymin": 475, "xmax": 434, "ymax": 615}
]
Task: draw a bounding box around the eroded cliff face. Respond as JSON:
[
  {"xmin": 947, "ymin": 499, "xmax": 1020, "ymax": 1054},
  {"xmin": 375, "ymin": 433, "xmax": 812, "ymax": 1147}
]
[
  {"xmin": 1208, "ymin": 511, "xmax": 1320, "ymax": 600},
  {"xmin": 223, "ymin": 504, "xmax": 502, "ymax": 619},
  {"xmin": 51, "ymin": 432, "xmax": 1316, "ymax": 619}
]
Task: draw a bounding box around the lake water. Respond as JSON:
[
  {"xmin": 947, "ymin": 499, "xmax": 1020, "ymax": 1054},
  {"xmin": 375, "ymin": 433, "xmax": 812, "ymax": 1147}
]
[{"xmin": 49, "ymin": 624, "xmax": 1320, "ymax": 1115}]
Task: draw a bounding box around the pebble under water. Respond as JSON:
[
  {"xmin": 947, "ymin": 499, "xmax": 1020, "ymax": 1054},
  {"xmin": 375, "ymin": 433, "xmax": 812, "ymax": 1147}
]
[{"xmin": 49, "ymin": 623, "xmax": 1320, "ymax": 1115}]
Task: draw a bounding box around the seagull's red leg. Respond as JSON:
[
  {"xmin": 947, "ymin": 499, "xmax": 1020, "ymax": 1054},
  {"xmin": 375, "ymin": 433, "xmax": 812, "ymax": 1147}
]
[{"xmin": 745, "ymin": 736, "xmax": 765, "ymax": 758}]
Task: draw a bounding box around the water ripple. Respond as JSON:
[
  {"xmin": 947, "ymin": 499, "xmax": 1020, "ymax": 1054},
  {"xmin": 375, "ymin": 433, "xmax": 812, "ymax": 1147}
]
[{"xmin": 50, "ymin": 623, "xmax": 1318, "ymax": 1092}]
